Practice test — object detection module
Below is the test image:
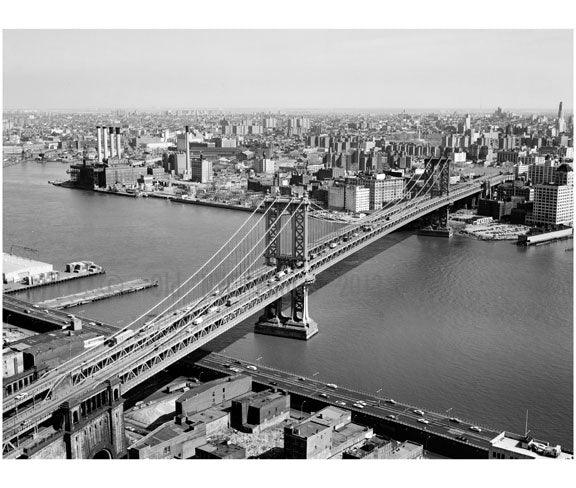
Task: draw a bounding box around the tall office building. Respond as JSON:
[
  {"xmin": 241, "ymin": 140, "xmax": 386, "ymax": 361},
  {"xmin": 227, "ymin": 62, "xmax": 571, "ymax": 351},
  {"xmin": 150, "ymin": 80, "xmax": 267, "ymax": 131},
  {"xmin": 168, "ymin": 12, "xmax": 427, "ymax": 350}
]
[
  {"xmin": 358, "ymin": 174, "xmax": 404, "ymax": 210},
  {"xmin": 529, "ymin": 183, "xmax": 573, "ymax": 226},
  {"xmin": 328, "ymin": 186, "xmax": 345, "ymax": 210},
  {"xmin": 254, "ymin": 158, "xmax": 275, "ymax": 174},
  {"xmin": 557, "ymin": 101, "xmax": 566, "ymax": 133},
  {"xmin": 528, "ymin": 161, "xmax": 556, "ymax": 185},
  {"xmin": 191, "ymin": 158, "xmax": 213, "ymax": 183},
  {"xmin": 344, "ymin": 185, "xmax": 370, "ymax": 213}
]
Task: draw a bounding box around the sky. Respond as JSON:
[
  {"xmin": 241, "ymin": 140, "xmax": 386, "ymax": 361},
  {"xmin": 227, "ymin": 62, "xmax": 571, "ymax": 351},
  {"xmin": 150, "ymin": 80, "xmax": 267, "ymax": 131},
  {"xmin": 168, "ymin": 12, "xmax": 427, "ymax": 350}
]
[{"xmin": 2, "ymin": 29, "xmax": 573, "ymax": 111}]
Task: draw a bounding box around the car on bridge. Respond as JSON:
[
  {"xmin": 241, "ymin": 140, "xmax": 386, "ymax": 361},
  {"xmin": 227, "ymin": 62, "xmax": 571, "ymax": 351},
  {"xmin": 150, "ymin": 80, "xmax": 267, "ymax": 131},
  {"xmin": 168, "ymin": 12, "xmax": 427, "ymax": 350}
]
[
  {"xmin": 353, "ymin": 403, "xmax": 364, "ymax": 409},
  {"xmin": 386, "ymin": 399, "xmax": 397, "ymax": 404},
  {"xmin": 335, "ymin": 401, "xmax": 346, "ymax": 406},
  {"xmin": 387, "ymin": 414, "xmax": 397, "ymax": 420},
  {"xmin": 319, "ymin": 393, "xmax": 329, "ymax": 398},
  {"xmin": 246, "ymin": 365, "xmax": 257, "ymax": 371},
  {"xmin": 456, "ymin": 435, "xmax": 469, "ymax": 442},
  {"xmin": 449, "ymin": 417, "xmax": 461, "ymax": 424},
  {"xmin": 469, "ymin": 425, "xmax": 482, "ymax": 432},
  {"xmin": 413, "ymin": 409, "xmax": 425, "ymax": 416},
  {"xmin": 417, "ymin": 419, "xmax": 430, "ymax": 425}
]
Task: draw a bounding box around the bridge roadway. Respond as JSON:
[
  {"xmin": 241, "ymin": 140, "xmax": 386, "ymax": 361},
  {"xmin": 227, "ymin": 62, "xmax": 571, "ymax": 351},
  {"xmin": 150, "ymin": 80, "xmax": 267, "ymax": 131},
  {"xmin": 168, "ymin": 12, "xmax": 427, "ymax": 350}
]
[
  {"xmin": 199, "ymin": 352, "xmax": 502, "ymax": 452},
  {"xmin": 3, "ymin": 175, "xmax": 510, "ymax": 445},
  {"xmin": 3, "ymin": 295, "xmax": 118, "ymax": 336}
]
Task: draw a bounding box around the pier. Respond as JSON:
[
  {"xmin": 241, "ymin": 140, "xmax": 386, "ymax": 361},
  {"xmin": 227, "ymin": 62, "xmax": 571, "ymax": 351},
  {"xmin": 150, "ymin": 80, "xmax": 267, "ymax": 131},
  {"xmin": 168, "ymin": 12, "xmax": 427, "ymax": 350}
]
[
  {"xmin": 3, "ymin": 268, "xmax": 106, "ymax": 294},
  {"xmin": 34, "ymin": 278, "xmax": 158, "ymax": 309}
]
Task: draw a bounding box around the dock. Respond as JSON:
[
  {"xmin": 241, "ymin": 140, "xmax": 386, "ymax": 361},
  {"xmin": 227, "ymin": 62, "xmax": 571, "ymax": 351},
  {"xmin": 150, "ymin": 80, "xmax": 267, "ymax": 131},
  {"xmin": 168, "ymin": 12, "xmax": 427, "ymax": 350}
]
[
  {"xmin": 3, "ymin": 269, "xmax": 106, "ymax": 294},
  {"xmin": 34, "ymin": 278, "xmax": 158, "ymax": 309}
]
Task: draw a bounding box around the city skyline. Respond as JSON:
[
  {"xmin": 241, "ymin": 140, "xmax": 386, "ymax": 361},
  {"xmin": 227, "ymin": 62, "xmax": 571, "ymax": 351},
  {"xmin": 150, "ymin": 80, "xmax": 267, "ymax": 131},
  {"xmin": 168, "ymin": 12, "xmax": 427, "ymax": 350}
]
[{"xmin": 3, "ymin": 30, "xmax": 573, "ymax": 111}]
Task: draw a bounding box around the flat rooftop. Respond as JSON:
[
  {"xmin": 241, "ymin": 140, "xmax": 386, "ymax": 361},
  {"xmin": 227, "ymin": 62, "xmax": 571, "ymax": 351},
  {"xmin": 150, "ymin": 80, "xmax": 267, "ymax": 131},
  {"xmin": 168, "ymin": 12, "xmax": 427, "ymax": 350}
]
[
  {"xmin": 386, "ymin": 440, "xmax": 424, "ymax": 459},
  {"xmin": 131, "ymin": 420, "xmax": 204, "ymax": 450},
  {"xmin": 492, "ymin": 434, "xmax": 573, "ymax": 460},
  {"xmin": 3, "ymin": 253, "xmax": 53, "ymax": 274},
  {"xmin": 291, "ymin": 420, "xmax": 330, "ymax": 438},
  {"xmin": 186, "ymin": 408, "xmax": 228, "ymax": 424},
  {"xmin": 178, "ymin": 374, "xmax": 249, "ymax": 401},
  {"xmin": 332, "ymin": 423, "xmax": 370, "ymax": 450}
]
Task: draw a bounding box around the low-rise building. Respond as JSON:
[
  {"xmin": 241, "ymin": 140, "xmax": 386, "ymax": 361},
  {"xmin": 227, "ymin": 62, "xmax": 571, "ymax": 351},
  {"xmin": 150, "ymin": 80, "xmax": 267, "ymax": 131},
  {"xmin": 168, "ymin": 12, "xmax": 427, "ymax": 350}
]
[
  {"xmin": 128, "ymin": 419, "xmax": 207, "ymax": 459},
  {"xmin": 175, "ymin": 375, "xmax": 251, "ymax": 416},
  {"xmin": 284, "ymin": 406, "xmax": 370, "ymax": 459},
  {"xmin": 231, "ymin": 390, "xmax": 290, "ymax": 433},
  {"xmin": 195, "ymin": 441, "xmax": 246, "ymax": 459},
  {"xmin": 3, "ymin": 254, "xmax": 54, "ymax": 284},
  {"xmin": 2, "ymin": 347, "xmax": 24, "ymax": 377},
  {"xmin": 181, "ymin": 408, "xmax": 230, "ymax": 436},
  {"xmin": 489, "ymin": 432, "xmax": 573, "ymax": 460}
]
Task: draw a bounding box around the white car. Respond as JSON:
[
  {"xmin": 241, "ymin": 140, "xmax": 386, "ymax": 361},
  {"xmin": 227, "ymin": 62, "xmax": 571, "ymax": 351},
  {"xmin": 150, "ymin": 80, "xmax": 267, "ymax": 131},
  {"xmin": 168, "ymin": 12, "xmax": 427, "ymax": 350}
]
[
  {"xmin": 353, "ymin": 403, "xmax": 364, "ymax": 409},
  {"xmin": 246, "ymin": 365, "xmax": 257, "ymax": 371},
  {"xmin": 387, "ymin": 399, "xmax": 397, "ymax": 404},
  {"xmin": 417, "ymin": 419, "xmax": 430, "ymax": 424},
  {"xmin": 327, "ymin": 383, "xmax": 338, "ymax": 389},
  {"xmin": 469, "ymin": 425, "xmax": 482, "ymax": 432},
  {"xmin": 413, "ymin": 409, "xmax": 425, "ymax": 416},
  {"xmin": 335, "ymin": 401, "xmax": 347, "ymax": 406}
]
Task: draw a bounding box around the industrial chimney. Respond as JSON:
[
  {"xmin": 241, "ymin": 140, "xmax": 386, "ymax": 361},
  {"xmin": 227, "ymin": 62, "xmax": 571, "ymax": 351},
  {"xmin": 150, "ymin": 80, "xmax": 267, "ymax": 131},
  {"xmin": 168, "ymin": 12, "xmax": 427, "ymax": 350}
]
[
  {"xmin": 185, "ymin": 125, "xmax": 191, "ymax": 177},
  {"xmin": 115, "ymin": 127, "xmax": 122, "ymax": 160},
  {"xmin": 109, "ymin": 127, "xmax": 115, "ymax": 159},
  {"xmin": 103, "ymin": 126, "xmax": 109, "ymax": 160},
  {"xmin": 96, "ymin": 126, "xmax": 102, "ymax": 162}
]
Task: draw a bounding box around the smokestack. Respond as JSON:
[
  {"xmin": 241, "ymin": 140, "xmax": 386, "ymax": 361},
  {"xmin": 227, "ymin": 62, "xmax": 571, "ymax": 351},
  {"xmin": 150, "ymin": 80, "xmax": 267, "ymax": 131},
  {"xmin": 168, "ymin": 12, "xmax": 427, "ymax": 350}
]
[
  {"xmin": 103, "ymin": 126, "xmax": 109, "ymax": 160},
  {"xmin": 115, "ymin": 127, "xmax": 122, "ymax": 160},
  {"xmin": 185, "ymin": 125, "xmax": 191, "ymax": 177},
  {"xmin": 109, "ymin": 127, "xmax": 115, "ymax": 159},
  {"xmin": 96, "ymin": 126, "xmax": 102, "ymax": 162}
]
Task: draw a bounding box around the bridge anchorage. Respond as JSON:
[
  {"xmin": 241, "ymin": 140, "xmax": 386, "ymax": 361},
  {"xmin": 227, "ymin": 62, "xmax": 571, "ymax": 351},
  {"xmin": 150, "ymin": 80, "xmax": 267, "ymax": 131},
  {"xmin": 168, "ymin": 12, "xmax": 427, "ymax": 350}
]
[{"xmin": 255, "ymin": 192, "xmax": 319, "ymax": 340}]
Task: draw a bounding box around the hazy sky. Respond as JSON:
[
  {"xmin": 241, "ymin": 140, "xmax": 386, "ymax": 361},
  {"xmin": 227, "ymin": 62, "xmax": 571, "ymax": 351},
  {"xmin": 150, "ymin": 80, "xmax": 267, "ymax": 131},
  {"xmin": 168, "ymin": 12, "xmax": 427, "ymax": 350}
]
[{"xmin": 2, "ymin": 30, "xmax": 573, "ymax": 111}]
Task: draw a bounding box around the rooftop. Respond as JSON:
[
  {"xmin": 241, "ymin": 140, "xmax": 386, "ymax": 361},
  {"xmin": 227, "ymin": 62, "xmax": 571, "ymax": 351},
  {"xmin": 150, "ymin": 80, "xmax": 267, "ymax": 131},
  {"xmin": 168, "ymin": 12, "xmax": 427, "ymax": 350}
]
[
  {"xmin": 3, "ymin": 253, "xmax": 53, "ymax": 275},
  {"xmin": 130, "ymin": 419, "xmax": 205, "ymax": 450},
  {"xmin": 491, "ymin": 432, "xmax": 573, "ymax": 460},
  {"xmin": 291, "ymin": 420, "xmax": 330, "ymax": 438},
  {"xmin": 177, "ymin": 374, "xmax": 250, "ymax": 401},
  {"xmin": 197, "ymin": 441, "xmax": 245, "ymax": 458}
]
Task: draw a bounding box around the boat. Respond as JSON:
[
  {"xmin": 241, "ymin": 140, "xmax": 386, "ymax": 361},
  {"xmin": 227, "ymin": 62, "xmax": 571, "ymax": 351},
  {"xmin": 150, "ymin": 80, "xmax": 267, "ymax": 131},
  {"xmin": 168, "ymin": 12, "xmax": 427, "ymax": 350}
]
[{"xmin": 416, "ymin": 226, "xmax": 453, "ymax": 238}]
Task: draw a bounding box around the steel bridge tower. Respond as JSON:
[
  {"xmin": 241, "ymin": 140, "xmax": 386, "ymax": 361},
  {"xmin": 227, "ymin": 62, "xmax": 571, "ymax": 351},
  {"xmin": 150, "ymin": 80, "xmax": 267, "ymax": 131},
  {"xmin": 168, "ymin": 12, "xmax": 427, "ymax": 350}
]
[
  {"xmin": 421, "ymin": 157, "xmax": 452, "ymax": 231},
  {"xmin": 255, "ymin": 193, "xmax": 319, "ymax": 340}
]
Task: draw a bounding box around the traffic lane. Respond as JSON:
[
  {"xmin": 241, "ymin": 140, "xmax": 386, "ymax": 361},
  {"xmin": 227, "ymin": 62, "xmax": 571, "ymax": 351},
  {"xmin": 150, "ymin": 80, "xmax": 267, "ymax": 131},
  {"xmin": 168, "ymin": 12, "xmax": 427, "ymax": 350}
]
[{"xmin": 200, "ymin": 357, "xmax": 500, "ymax": 443}]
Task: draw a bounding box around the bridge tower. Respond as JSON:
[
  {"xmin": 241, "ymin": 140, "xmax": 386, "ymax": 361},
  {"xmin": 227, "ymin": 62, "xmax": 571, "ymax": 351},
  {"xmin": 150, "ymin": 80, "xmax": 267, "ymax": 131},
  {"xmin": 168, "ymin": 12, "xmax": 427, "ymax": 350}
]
[
  {"xmin": 14, "ymin": 379, "xmax": 126, "ymax": 459},
  {"xmin": 421, "ymin": 157, "xmax": 452, "ymax": 233},
  {"xmin": 255, "ymin": 193, "xmax": 319, "ymax": 340}
]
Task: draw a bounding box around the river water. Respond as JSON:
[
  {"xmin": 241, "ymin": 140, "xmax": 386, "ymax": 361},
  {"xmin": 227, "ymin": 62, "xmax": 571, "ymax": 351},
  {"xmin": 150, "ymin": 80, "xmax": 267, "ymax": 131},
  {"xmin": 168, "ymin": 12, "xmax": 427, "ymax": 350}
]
[{"xmin": 2, "ymin": 162, "xmax": 573, "ymax": 449}]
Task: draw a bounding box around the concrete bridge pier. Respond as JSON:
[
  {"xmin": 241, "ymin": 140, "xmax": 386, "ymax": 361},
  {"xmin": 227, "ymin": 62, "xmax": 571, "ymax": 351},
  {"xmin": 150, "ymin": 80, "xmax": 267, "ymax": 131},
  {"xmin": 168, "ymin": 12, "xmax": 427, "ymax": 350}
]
[{"xmin": 255, "ymin": 281, "xmax": 318, "ymax": 340}]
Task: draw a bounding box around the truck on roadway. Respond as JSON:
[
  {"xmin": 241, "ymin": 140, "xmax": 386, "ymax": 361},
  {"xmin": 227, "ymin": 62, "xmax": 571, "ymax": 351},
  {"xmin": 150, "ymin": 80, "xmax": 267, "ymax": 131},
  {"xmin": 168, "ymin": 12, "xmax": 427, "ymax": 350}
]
[{"xmin": 106, "ymin": 329, "xmax": 135, "ymax": 347}]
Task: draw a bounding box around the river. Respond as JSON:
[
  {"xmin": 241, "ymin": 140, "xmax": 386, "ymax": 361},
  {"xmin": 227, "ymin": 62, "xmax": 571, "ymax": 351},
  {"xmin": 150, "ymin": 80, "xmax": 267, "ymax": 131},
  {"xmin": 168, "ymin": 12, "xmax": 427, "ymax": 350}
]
[{"xmin": 2, "ymin": 161, "xmax": 573, "ymax": 449}]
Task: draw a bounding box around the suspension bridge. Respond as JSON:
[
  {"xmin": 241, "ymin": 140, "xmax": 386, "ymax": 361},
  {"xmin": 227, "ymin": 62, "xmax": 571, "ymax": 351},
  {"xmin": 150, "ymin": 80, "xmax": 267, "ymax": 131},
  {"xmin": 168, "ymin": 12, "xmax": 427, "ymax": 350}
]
[{"xmin": 2, "ymin": 157, "xmax": 512, "ymax": 457}]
